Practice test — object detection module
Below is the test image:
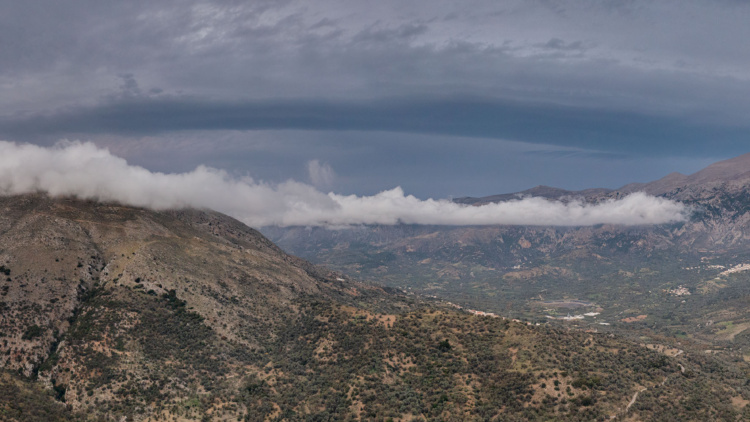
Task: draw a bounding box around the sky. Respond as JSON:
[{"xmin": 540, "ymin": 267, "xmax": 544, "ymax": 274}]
[{"xmin": 1, "ymin": 0, "xmax": 749, "ymax": 201}]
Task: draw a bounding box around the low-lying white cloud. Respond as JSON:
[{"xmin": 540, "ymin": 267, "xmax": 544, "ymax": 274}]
[{"xmin": 0, "ymin": 141, "xmax": 690, "ymax": 227}]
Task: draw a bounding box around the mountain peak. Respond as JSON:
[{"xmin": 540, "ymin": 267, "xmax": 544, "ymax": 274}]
[
  {"xmin": 619, "ymin": 152, "xmax": 750, "ymax": 195},
  {"xmin": 687, "ymin": 152, "xmax": 750, "ymax": 184}
]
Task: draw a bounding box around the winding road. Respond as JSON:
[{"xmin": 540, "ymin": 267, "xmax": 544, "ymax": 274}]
[{"xmin": 611, "ymin": 355, "xmax": 687, "ymax": 420}]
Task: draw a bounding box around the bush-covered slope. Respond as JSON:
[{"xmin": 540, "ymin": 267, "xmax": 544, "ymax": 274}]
[{"xmin": 0, "ymin": 194, "xmax": 748, "ymax": 421}]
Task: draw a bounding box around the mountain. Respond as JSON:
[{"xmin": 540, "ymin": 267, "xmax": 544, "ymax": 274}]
[
  {"xmin": 0, "ymin": 193, "xmax": 376, "ymax": 375},
  {"xmin": 453, "ymin": 153, "xmax": 750, "ymax": 203},
  {"xmin": 620, "ymin": 152, "xmax": 750, "ymax": 195},
  {"xmin": 2, "ymin": 193, "xmax": 748, "ymax": 421},
  {"xmin": 454, "ymin": 186, "xmax": 613, "ymax": 206},
  {"xmin": 0, "ymin": 194, "xmax": 408, "ymax": 420},
  {"xmin": 263, "ymin": 154, "xmax": 750, "ymax": 367}
]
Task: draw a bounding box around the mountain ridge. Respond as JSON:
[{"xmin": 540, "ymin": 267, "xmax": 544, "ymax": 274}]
[{"xmin": 455, "ymin": 152, "xmax": 750, "ymax": 204}]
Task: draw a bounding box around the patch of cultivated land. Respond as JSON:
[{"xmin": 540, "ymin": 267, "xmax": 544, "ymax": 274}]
[{"xmin": 713, "ymin": 321, "xmax": 750, "ymax": 341}]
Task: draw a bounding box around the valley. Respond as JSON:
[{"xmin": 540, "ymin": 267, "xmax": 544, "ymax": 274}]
[{"xmin": 264, "ymin": 153, "xmax": 750, "ymax": 390}]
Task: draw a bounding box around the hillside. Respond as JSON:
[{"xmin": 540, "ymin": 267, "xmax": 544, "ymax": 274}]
[
  {"xmin": 1, "ymin": 194, "xmax": 748, "ymax": 420},
  {"xmin": 263, "ymin": 154, "xmax": 750, "ymax": 369}
]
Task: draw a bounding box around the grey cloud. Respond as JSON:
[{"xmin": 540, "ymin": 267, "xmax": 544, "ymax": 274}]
[
  {"xmin": 352, "ymin": 23, "xmax": 430, "ymax": 45},
  {"xmin": 3, "ymin": 0, "xmax": 750, "ymax": 119},
  {"xmin": 3, "ymin": 94, "xmax": 749, "ymax": 159},
  {"xmin": 118, "ymin": 74, "xmax": 142, "ymax": 97},
  {"xmin": 542, "ymin": 38, "xmax": 585, "ymax": 51}
]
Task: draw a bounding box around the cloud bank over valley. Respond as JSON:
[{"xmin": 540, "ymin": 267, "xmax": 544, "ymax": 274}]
[{"xmin": 0, "ymin": 141, "xmax": 690, "ymax": 227}]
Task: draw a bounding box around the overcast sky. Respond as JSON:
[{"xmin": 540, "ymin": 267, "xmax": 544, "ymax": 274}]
[{"xmin": 1, "ymin": 0, "xmax": 748, "ymax": 198}]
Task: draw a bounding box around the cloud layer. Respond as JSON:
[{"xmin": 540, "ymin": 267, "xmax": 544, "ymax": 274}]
[{"xmin": 0, "ymin": 141, "xmax": 689, "ymax": 227}]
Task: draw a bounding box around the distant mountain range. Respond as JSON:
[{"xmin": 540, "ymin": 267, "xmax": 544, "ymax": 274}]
[
  {"xmin": 263, "ymin": 153, "xmax": 750, "ymax": 372},
  {"xmin": 265, "ymin": 153, "xmax": 750, "ymax": 271},
  {"xmin": 456, "ymin": 152, "xmax": 750, "ymax": 205},
  {"xmin": 454, "ymin": 185, "xmax": 613, "ymax": 205}
]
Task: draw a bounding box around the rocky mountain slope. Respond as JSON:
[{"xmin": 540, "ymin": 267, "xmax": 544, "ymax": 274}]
[
  {"xmin": 263, "ymin": 154, "xmax": 750, "ymax": 361},
  {"xmin": 0, "ymin": 193, "xmax": 380, "ymax": 376},
  {"xmin": 0, "ymin": 194, "xmax": 407, "ymax": 420},
  {"xmin": 1, "ymin": 194, "xmax": 748, "ymax": 421}
]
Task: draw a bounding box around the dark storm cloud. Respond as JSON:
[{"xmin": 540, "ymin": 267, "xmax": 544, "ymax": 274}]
[
  {"xmin": 3, "ymin": 95, "xmax": 749, "ymax": 158},
  {"xmin": 3, "ymin": 0, "xmax": 750, "ymax": 118}
]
